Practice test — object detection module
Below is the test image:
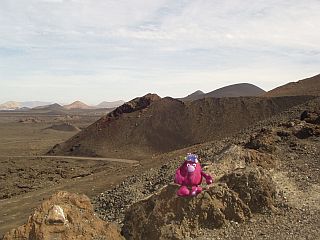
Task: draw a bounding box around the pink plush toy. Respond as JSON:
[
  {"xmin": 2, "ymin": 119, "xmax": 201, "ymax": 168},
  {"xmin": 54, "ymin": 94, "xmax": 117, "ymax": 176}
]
[{"xmin": 174, "ymin": 153, "xmax": 213, "ymax": 196}]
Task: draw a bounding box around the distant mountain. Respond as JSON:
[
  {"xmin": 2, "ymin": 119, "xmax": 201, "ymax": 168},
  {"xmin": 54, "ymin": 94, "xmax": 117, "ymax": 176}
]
[
  {"xmin": 0, "ymin": 99, "xmax": 125, "ymax": 111},
  {"xmin": 32, "ymin": 103, "xmax": 65, "ymax": 111},
  {"xmin": 180, "ymin": 83, "xmax": 266, "ymax": 101},
  {"xmin": 63, "ymin": 101, "xmax": 92, "ymax": 110},
  {"xmin": 205, "ymin": 83, "xmax": 265, "ymax": 98},
  {"xmin": 96, "ymin": 100, "xmax": 125, "ymax": 109},
  {"xmin": 21, "ymin": 101, "xmax": 52, "ymax": 108},
  {"xmin": 0, "ymin": 101, "xmax": 20, "ymax": 110},
  {"xmin": 180, "ymin": 90, "xmax": 205, "ymax": 101},
  {"xmin": 264, "ymin": 74, "xmax": 320, "ymax": 97},
  {"xmin": 0, "ymin": 101, "xmax": 52, "ymax": 110}
]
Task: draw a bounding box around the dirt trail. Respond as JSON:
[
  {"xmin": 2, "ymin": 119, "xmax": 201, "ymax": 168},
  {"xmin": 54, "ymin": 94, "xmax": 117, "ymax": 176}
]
[
  {"xmin": 0, "ymin": 155, "xmax": 139, "ymax": 164},
  {"xmin": 272, "ymin": 171, "xmax": 320, "ymax": 210},
  {"xmin": 0, "ymin": 139, "xmax": 63, "ymax": 145},
  {"xmin": 0, "ymin": 163, "xmax": 139, "ymax": 237}
]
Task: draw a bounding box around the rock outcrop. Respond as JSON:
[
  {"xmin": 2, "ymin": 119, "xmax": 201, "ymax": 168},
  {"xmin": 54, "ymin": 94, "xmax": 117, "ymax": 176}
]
[
  {"xmin": 300, "ymin": 110, "xmax": 320, "ymax": 124},
  {"xmin": 220, "ymin": 167, "xmax": 277, "ymax": 213},
  {"xmin": 108, "ymin": 93, "xmax": 161, "ymax": 118},
  {"xmin": 2, "ymin": 191, "xmax": 123, "ymax": 240},
  {"xmin": 204, "ymin": 144, "xmax": 277, "ymax": 179},
  {"xmin": 245, "ymin": 128, "xmax": 281, "ymax": 153},
  {"xmin": 122, "ymin": 184, "xmax": 251, "ymax": 240},
  {"xmin": 122, "ymin": 167, "xmax": 277, "ymax": 240}
]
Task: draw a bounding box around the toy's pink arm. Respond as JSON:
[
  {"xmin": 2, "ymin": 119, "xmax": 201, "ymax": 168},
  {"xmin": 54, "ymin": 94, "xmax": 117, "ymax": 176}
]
[
  {"xmin": 201, "ymin": 171, "xmax": 213, "ymax": 184},
  {"xmin": 174, "ymin": 168, "xmax": 185, "ymax": 185}
]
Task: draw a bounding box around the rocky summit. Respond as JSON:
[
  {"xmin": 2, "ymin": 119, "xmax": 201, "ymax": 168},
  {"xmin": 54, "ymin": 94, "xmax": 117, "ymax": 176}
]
[
  {"xmin": 122, "ymin": 167, "xmax": 276, "ymax": 240},
  {"xmin": 2, "ymin": 191, "xmax": 123, "ymax": 240}
]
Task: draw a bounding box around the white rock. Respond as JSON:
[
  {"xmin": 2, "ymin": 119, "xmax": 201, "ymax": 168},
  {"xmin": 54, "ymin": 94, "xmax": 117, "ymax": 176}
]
[{"xmin": 46, "ymin": 205, "xmax": 67, "ymax": 225}]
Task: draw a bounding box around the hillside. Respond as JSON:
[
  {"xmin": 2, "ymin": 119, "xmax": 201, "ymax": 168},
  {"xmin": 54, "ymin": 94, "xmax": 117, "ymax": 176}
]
[
  {"xmin": 63, "ymin": 101, "xmax": 92, "ymax": 110},
  {"xmin": 265, "ymin": 74, "xmax": 320, "ymax": 97},
  {"xmin": 49, "ymin": 94, "xmax": 314, "ymax": 159},
  {"xmin": 20, "ymin": 101, "xmax": 52, "ymax": 108},
  {"xmin": 205, "ymin": 83, "xmax": 265, "ymax": 98},
  {"xmin": 94, "ymin": 96, "xmax": 320, "ymax": 240},
  {"xmin": 180, "ymin": 83, "xmax": 265, "ymax": 101},
  {"xmin": 32, "ymin": 103, "xmax": 65, "ymax": 111},
  {"xmin": 180, "ymin": 90, "xmax": 205, "ymax": 101},
  {"xmin": 0, "ymin": 101, "xmax": 52, "ymax": 110}
]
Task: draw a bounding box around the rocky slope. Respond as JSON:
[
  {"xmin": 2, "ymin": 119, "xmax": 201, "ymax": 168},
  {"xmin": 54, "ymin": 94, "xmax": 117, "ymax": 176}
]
[
  {"xmin": 48, "ymin": 94, "xmax": 314, "ymax": 159},
  {"xmin": 265, "ymin": 74, "xmax": 320, "ymax": 97},
  {"xmin": 93, "ymin": 97, "xmax": 320, "ymax": 239}
]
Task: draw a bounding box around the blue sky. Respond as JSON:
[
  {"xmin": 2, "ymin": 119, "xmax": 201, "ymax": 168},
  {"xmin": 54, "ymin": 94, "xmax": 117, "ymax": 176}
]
[{"xmin": 0, "ymin": 0, "xmax": 319, "ymax": 104}]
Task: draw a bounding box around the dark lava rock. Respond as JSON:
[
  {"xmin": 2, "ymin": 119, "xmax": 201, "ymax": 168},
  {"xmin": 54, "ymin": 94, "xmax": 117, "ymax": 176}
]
[
  {"xmin": 108, "ymin": 94, "xmax": 161, "ymax": 118},
  {"xmin": 245, "ymin": 128, "xmax": 280, "ymax": 153},
  {"xmin": 294, "ymin": 125, "xmax": 320, "ymax": 139},
  {"xmin": 300, "ymin": 110, "xmax": 320, "ymax": 125}
]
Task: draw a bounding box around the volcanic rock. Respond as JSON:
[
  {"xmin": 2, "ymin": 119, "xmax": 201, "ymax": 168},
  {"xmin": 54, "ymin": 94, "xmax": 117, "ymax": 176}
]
[
  {"xmin": 293, "ymin": 125, "xmax": 320, "ymax": 139},
  {"xmin": 122, "ymin": 183, "xmax": 251, "ymax": 240},
  {"xmin": 300, "ymin": 110, "xmax": 320, "ymax": 124},
  {"xmin": 220, "ymin": 167, "xmax": 277, "ymax": 213},
  {"xmin": 122, "ymin": 167, "xmax": 277, "ymax": 240},
  {"xmin": 108, "ymin": 93, "xmax": 161, "ymax": 118},
  {"xmin": 204, "ymin": 145, "xmax": 277, "ymax": 179},
  {"xmin": 245, "ymin": 128, "xmax": 281, "ymax": 153}
]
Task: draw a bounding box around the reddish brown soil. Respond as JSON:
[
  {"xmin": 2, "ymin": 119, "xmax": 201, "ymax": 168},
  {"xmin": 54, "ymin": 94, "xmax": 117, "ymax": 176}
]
[
  {"xmin": 264, "ymin": 74, "xmax": 320, "ymax": 97},
  {"xmin": 51, "ymin": 95, "xmax": 314, "ymax": 159}
]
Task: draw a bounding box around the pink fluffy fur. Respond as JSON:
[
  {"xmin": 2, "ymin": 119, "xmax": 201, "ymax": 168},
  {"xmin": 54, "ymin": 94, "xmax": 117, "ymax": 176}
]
[{"xmin": 174, "ymin": 160, "xmax": 213, "ymax": 197}]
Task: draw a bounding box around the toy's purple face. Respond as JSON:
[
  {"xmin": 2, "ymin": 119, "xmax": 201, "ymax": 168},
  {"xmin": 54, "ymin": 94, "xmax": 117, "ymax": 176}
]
[
  {"xmin": 179, "ymin": 153, "xmax": 202, "ymax": 176},
  {"xmin": 181, "ymin": 161, "xmax": 202, "ymax": 175},
  {"xmin": 186, "ymin": 161, "xmax": 197, "ymax": 173}
]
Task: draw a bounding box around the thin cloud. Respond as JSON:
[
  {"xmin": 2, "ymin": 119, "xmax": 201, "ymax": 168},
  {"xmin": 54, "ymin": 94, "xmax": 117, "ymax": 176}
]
[{"xmin": 0, "ymin": 0, "xmax": 319, "ymax": 103}]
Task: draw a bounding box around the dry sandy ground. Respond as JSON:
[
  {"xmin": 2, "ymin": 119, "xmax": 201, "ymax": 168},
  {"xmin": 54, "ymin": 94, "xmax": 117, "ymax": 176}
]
[{"xmin": 0, "ymin": 112, "xmax": 144, "ymax": 237}]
